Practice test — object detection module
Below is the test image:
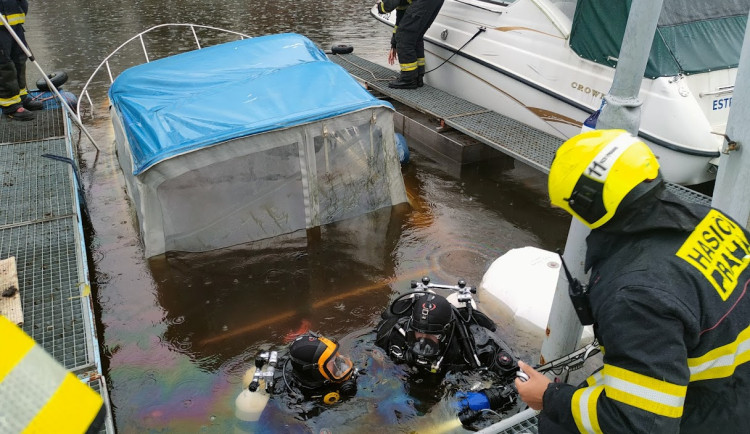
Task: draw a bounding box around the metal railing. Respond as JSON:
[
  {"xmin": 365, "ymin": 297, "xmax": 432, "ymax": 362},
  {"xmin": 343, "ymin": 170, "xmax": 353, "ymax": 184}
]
[{"xmin": 76, "ymin": 23, "xmax": 253, "ymax": 121}]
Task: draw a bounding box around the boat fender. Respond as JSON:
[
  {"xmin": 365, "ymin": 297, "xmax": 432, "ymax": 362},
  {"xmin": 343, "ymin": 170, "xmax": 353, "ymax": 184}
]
[
  {"xmin": 36, "ymin": 70, "xmax": 69, "ymax": 92},
  {"xmin": 331, "ymin": 44, "xmax": 354, "ymax": 55},
  {"xmin": 395, "ymin": 132, "xmax": 410, "ymax": 164}
]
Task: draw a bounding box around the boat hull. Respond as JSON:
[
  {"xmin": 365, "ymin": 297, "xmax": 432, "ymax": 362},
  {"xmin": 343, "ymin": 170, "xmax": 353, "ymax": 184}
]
[
  {"xmin": 422, "ymin": 41, "xmax": 719, "ymax": 185},
  {"xmin": 373, "ymin": 0, "xmax": 731, "ymax": 185}
]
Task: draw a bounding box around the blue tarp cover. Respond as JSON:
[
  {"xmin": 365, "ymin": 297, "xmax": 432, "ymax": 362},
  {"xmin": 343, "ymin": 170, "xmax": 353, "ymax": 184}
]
[{"xmin": 109, "ymin": 33, "xmax": 391, "ymax": 175}]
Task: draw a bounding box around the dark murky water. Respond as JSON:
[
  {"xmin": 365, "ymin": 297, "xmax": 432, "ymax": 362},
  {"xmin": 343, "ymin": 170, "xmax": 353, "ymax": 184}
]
[{"xmin": 25, "ymin": 1, "xmax": 571, "ymax": 432}]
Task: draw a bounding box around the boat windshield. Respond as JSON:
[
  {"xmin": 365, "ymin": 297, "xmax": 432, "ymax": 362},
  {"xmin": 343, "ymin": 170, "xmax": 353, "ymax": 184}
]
[{"xmin": 548, "ymin": 0, "xmax": 577, "ymax": 20}]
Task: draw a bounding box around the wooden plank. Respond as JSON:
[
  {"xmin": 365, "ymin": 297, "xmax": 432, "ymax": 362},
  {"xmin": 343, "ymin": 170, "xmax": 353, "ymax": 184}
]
[{"xmin": 0, "ymin": 256, "xmax": 22, "ymax": 325}]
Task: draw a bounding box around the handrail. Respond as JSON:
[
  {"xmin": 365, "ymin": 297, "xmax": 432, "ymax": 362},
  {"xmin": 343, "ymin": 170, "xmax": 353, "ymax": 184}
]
[
  {"xmin": 700, "ymin": 85, "xmax": 735, "ymax": 98},
  {"xmin": 76, "ymin": 23, "xmax": 253, "ymax": 121}
]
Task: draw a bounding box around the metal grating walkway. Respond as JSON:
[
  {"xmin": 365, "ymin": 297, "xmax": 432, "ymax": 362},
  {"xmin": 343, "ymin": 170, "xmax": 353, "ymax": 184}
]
[
  {"xmin": 498, "ymin": 416, "xmax": 539, "ymax": 434},
  {"xmin": 0, "ymin": 218, "xmax": 90, "ymax": 369},
  {"xmin": 330, "ymin": 53, "xmax": 561, "ymax": 173},
  {"xmin": 329, "ymin": 53, "xmax": 711, "ymax": 207},
  {"xmin": 0, "ymin": 99, "xmax": 114, "ymax": 433},
  {"xmin": 0, "ymin": 138, "xmax": 75, "ymax": 226},
  {"xmin": 0, "ymin": 108, "xmax": 65, "ymax": 144}
]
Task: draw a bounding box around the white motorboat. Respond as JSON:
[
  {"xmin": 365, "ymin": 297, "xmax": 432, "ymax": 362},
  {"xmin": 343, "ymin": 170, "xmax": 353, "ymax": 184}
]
[
  {"xmin": 372, "ymin": 0, "xmax": 749, "ymax": 185},
  {"xmin": 81, "ymin": 27, "xmax": 407, "ymax": 258}
]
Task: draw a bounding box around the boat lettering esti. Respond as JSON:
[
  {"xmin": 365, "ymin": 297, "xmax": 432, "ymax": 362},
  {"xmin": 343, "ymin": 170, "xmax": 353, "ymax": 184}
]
[{"xmin": 373, "ymin": 0, "xmax": 749, "ymax": 185}]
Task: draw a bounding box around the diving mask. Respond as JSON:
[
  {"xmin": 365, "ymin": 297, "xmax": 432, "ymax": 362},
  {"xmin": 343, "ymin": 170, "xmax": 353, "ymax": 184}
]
[
  {"xmin": 406, "ymin": 330, "xmax": 445, "ymax": 366},
  {"xmin": 316, "ymin": 336, "xmax": 354, "ymax": 382}
]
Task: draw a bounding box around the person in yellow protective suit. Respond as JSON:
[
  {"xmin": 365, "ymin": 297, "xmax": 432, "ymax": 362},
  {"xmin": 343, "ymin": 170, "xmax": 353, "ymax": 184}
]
[
  {"xmin": 0, "ymin": 0, "xmax": 42, "ymax": 121},
  {"xmin": 516, "ymin": 129, "xmax": 750, "ymax": 433},
  {"xmin": 376, "ymin": 0, "xmax": 444, "ymax": 89}
]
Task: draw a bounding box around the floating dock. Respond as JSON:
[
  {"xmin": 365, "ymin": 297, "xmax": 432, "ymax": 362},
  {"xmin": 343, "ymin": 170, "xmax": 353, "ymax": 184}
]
[
  {"xmin": 330, "ymin": 53, "xmax": 711, "ymax": 207},
  {"xmin": 0, "ymin": 101, "xmax": 114, "ymax": 433}
]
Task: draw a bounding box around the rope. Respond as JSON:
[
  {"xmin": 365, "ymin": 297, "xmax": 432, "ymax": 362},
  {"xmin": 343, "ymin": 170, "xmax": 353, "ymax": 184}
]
[
  {"xmin": 332, "ymin": 25, "xmax": 486, "ymax": 85},
  {"xmin": 423, "ymin": 26, "xmax": 486, "ymax": 75},
  {"xmin": 333, "ymin": 54, "xmax": 397, "ymax": 82}
]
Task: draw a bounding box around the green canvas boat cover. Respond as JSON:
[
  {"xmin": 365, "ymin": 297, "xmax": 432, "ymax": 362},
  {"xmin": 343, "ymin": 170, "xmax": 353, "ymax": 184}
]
[{"xmin": 570, "ymin": 0, "xmax": 750, "ymax": 78}]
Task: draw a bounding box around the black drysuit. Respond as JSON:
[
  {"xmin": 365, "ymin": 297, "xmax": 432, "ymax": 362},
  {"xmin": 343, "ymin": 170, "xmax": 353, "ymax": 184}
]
[
  {"xmin": 375, "ymin": 302, "xmax": 518, "ymax": 380},
  {"xmin": 541, "ymin": 187, "xmax": 750, "ymax": 433}
]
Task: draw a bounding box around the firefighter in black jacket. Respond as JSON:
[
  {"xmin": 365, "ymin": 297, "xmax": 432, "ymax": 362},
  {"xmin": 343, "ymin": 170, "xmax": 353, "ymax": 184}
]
[
  {"xmin": 0, "ymin": 0, "xmax": 41, "ymax": 121},
  {"xmin": 516, "ymin": 129, "xmax": 750, "ymax": 433},
  {"xmin": 376, "ymin": 0, "xmax": 444, "ymax": 89}
]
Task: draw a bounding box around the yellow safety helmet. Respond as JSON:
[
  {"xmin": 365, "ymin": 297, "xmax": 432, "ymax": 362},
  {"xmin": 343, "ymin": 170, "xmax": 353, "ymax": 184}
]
[{"xmin": 548, "ymin": 129, "xmax": 660, "ymax": 229}]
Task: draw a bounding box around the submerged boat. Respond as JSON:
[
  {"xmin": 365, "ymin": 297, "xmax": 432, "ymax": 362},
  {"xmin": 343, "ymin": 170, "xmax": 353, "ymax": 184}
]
[
  {"xmin": 372, "ymin": 0, "xmax": 749, "ymax": 185},
  {"xmin": 102, "ymin": 30, "xmax": 407, "ymax": 257}
]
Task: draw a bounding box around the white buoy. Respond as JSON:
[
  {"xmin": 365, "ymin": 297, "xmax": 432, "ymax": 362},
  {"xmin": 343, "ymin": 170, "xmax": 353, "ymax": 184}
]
[{"xmin": 478, "ymin": 246, "xmax": 593, "ymax": 343}]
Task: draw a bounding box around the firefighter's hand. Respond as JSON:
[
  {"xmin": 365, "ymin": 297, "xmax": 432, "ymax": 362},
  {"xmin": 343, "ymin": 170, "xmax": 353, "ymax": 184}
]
[
  {"xmin": 376, "ymin": 2, "xmax": 384, "ymax": 13},
  {"xmin": 515, "ymin": 360, "xmax": 550, "ymax": 410},
  {"xmin": 387, "ymin": 48, "xmax": 397, "ymax": 65}
]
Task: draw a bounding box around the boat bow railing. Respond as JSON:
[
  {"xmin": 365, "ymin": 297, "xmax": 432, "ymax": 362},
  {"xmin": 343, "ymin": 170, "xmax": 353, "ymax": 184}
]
[{"xmin": 76, "ymin": 24, "xmax": 252, "ymax": 122}]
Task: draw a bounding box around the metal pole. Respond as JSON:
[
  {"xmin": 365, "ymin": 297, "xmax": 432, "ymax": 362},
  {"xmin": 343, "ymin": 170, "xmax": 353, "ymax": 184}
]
[
  {"xmin": 712, "ymin": 9, "xmax": 750, "ymax": 229},
  {"xmin": 539, "ymin": 221, "xmax": 587, "ymax": 368},
  {"xmin": 596, "ymin": 0, "xmax": 665, "ymax": 135},
  {"xmin": 0, "ymin": 15, "xmax": 101, "ymax": 153},
  {"xmin": 541, "ymin": 0, "xmax": 665, "ymax": 365}
]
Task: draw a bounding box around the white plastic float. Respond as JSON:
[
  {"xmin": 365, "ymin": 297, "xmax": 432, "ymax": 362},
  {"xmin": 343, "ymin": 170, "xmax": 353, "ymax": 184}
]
[{"xmin": 478, "ymin": 246, "xmax": 594, "ymax": 344}]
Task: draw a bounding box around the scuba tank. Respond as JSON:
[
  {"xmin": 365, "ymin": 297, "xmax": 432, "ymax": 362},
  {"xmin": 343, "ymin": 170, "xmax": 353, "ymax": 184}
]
[{"xmin": 235, "ymin": 351, "xmax": 277, "ymax": 423}]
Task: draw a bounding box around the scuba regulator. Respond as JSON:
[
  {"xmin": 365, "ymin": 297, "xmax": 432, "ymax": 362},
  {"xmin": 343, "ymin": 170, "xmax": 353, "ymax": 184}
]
[{"xmin": 249, "ymin": 351, "xmax": 278, "ymax": 393}]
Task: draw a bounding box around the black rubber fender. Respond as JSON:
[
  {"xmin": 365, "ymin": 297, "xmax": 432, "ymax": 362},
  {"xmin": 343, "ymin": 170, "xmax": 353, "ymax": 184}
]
[
  {"xmin": 331, "ymin": 44, "xmax": 354, "ymax": 55},
  {"xmin": 36, "ymin": 70, "xmax": 69, "ymax": 92}
]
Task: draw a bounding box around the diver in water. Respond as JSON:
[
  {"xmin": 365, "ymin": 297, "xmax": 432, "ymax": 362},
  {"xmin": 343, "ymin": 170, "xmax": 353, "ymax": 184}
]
[
  {"xmin": 283, "ymin": 332, "xmax": 358, "ymax": 404},
  {"xmin": 375, "ymin": 278, "xmax": 518, "ymax": 380},
  {"xmin": 374, "ymin": 278, "xmax": 521, "ymax": 429},
  {"xmin": 235, "ymin": 332, "xmax": 358, "ymax": 426}
]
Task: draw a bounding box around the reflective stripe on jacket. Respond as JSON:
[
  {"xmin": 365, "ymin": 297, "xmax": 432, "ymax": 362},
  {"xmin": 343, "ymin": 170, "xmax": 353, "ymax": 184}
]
[
  {"xmin": 0, "ymin": 316, "xmax": 105, "ymax": 433},
  {"xmin": 0, "ymin": 0, "xmax": 27, "ymax": 26}
]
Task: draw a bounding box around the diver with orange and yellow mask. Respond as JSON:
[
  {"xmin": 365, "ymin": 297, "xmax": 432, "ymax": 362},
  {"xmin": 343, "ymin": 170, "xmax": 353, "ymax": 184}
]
[{"xmin": 235, "ymin": 332, "xmax": 358, "ymax": 427}]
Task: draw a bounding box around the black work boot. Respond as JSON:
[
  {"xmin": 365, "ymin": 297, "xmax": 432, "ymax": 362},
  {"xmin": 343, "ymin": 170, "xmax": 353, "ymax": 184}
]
[
  {"xmin": 22, "ymin": 97, "xmax": 43, "ymax": 111},
  {"xmin": 417, "ymin": 66, "xmax": 425, "ymax": 88},
  {"xmin": 6, "ymin": 107, "xmax": 34, "ymax": 121},
  {"xmin": 388, "ymin": 75, "xmax": 419, "ymax": 89}
]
